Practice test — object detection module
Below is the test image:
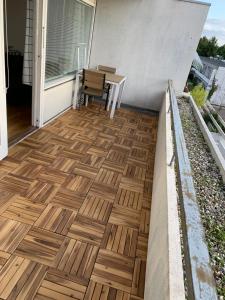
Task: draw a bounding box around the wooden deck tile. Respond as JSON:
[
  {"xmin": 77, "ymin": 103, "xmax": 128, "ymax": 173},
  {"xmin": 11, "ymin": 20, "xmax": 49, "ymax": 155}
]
[
  {"xmin": 26, "ymin": 151, "xmax": 56, "ymax": 166},
  {"xmin": 36, "ymin": 274, "xmax": 87, "ymax": 299},
  {"xmin": 101, "ymin": 223, "xmax": 138, "ymax": 258},
  {"xmin": 109, "ymin": 205, "xmax": 140, "ymax": 229},
  {"xmin": 25, "ymin": 180, "xmax": 59, "ymax": 203},
  {"xmin": 0, "ymin": 256, "xmax": 47, "ymax": 299},
  {"xmin": 11, "ymin": 161, "xmax": 43, "ymax": 179},
  {"xmin": 85, "ymin": 280, "xmax": 130, "ymax": 300},
  {"xmin": 67, "ymin": 215, "xmax": 105, "ymax": 246},
  {"xmin": 35, "ymin": 204, "xmax": 76, "ymax": 235},
  {"xmin": 91, "ymin": 249, "xmax": 134, "ymax": 293},
  {"xmin": 0, "ymin": 174, "xmax": 33, "ymax": 196},
  {"xmin": 0, "ymin": 217, "xmax": 30, "ymax": 253},
  {"xmin": 49, "ymin": 188, "xmax": 84, "ymax": 211},
  {"xmin": 51, "ymin": 157, "xmax": 77, "ymax": 173},
  {"xmin": 15, "ymin": 227, "xmax": 65, "ymax": 267},
  {"xmin": 115, "ymin": 188, "xmax": 142, "ymax": 211},
  {"xmin": 119, "ymin": 177, "xmax": 144, "ymax": 194},
  {"xmin": 88, "ymin": 183, "xmax": 117, "ymax": 202},
  {"xmin": 56, "ymin": 237, "xmax": 98, "ymax": 282},
  {"xmin": 79, "ymin": 194, "xmax": 112, "ymax": 225},
  {"xmin": 63, "ymin": 175, "xmax": 92, "ymax": 197},
  {"xmin": 95, "ymin": 168, "xmax": 122, "ymax": 189},
  {"xmin": 123, "ymin": 162, "xmax": 146, "ymax": 181},
  {"xmin": 0, "ymin": 104, "xmax": 157, "ymax": 298},
  {"xmin": 131, "ymin": 258, "xmax": 146, "ymax": 298},
  {"xmin": 1, "ymin": 195, "xmax": 45, "ymax": 225}
]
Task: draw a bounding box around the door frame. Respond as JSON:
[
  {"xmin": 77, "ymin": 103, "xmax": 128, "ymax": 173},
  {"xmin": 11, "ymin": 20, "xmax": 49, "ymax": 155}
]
[
  {"xmin": 0, "ymin": 0, "xmax": 46, "ymax": 160},
  {"xmin": 32, "ymin": 0, "xmax": 47, "ymax": 128},
  {"xmin": 0, "ymin": 0, "xmax": 8, "ymax": 159}
]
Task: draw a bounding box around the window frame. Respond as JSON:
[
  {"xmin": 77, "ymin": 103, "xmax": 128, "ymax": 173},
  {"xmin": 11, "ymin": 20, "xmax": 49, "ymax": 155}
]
[{"xmin": 44, "ymin": 0, "xmax": 95, "ymax": 90}]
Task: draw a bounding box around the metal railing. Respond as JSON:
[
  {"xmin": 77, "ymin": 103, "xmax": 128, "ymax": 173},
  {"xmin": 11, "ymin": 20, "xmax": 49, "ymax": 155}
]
[{"xmin": 168, "ymin": 80, "xmax": 218, "ymax": 300}]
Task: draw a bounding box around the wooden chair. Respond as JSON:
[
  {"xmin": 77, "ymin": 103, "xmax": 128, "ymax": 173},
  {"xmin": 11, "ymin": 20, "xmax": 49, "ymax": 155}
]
[
  {"xmin": 98, "ymin": 65, "xmax": 116, "ymax": 74},
  {"xmin": 97, "ymin": 66, "xmax": 117, "ymax": 109},
  {"xmin": 79, "ymin": 69, "xmax": 109, "ymax": 109}
]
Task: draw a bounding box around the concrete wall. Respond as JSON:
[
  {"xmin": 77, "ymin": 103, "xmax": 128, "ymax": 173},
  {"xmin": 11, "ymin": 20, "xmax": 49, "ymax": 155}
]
[
  {"xmin": 6, "ymin": 0, "xmax": 27, "ymax": 54},
  {"xmin": 90, "ymin": 0, "xmax": 209, "ymax": 111},
  {"xmin": 145, "ymin": 92, "xmax": 185, "ymax": 299}
]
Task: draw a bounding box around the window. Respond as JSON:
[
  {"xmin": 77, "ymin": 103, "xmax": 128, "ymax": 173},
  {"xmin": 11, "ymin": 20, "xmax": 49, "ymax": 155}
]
[{"xmin": 45, "ymin": 0, "xmax": 93, "ymax": 83}]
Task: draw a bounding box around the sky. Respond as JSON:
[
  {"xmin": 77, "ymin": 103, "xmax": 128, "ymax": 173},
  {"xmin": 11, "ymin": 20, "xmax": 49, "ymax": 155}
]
[{"xmin": 202, "ymin": 0, "xmax": 225, "ymax": 46}]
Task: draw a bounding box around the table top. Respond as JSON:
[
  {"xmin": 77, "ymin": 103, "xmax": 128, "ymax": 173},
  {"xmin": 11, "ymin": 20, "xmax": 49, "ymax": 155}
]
[{"xmin": 89, "ymin": 69, "xmax": 126, "ymax": 84}]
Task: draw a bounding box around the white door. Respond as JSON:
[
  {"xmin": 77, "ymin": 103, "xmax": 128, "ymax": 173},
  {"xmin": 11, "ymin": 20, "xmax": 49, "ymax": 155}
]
[{"xmin": 0, "ymin": 1, "xmax": 8, "ymax": 160}]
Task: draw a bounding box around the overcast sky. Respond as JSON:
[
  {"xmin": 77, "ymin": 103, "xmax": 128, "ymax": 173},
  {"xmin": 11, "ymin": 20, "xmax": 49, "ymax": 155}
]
[{"xmin": 202, "ymin": 0, "xmax": 225, "ymax": 46}]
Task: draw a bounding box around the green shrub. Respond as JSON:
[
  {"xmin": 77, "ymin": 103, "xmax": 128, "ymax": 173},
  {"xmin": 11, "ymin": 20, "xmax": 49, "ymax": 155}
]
[{"xmin": 191, "ymin": 85, "xmax": 207, "ymax": 107}]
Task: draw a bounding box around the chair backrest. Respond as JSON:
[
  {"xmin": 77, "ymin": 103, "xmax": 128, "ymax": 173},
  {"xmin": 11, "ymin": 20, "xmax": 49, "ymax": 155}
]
[
  {"xmin": 83, "ymin": 69, "xmax": 105, "ymax": 91},
  {"xmin": 98, "ymin": 65, "xmax": 116, "ymax": 74}
]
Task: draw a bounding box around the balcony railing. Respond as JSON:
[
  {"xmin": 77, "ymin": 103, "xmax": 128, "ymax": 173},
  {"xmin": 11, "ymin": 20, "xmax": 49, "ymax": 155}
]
[{"xmin": 168, "ymin": 81, "xmax": 218, "ymax": 300}]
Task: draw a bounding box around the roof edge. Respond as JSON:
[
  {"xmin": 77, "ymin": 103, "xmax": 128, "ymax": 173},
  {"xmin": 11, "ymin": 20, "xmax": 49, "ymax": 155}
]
[{"xmin": 178, "ymin": 0, "xmax": 211, "ymax": 7}]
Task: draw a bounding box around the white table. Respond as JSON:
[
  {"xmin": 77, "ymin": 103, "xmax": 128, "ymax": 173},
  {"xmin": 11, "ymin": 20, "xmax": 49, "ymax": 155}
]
[{"xmin": 73, "ymin": 70, "xmax": 126, "ymax": 119}]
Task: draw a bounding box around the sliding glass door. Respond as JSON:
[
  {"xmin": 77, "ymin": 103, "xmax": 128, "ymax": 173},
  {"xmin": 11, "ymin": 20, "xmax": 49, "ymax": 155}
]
[{"xmin": 45, "ymin": 0, "xmax": 94, "ymax": 84}]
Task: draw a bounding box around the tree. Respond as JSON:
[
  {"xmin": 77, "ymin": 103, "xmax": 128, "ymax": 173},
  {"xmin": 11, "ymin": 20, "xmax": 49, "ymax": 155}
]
[
  {"xmin": 218, "ymin": 45, "xmax": 225, "ymax": 59},
  {"xmin": 197, "ymin": 36, "xmax": 219, "ymax": 57},
  {"xmin": 191, "ymin": 85, "xmax": 207, "ymax": 107}
]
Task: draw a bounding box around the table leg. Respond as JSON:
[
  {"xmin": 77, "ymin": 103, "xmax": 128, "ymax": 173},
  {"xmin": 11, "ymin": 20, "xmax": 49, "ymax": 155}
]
[
  {"xmin": 107, "ymin": 84, "xmax": 114, "ymax": 111},
  {"xmin": 73, "ymin": 74, "xmax": 80, "ymax": 109},
  {"xmin": 117, "ymin": 80, "xmax": 125, "ymax": 109},
  {"xmin": 110, "ymin": 84, "xmax": 120, "ymax": 119}
]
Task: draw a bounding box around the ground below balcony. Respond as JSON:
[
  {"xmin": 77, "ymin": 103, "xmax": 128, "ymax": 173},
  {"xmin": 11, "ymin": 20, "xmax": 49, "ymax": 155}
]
[{"xmin": 0, "ymin": 103, "xmax": 158, "ymax": 300}]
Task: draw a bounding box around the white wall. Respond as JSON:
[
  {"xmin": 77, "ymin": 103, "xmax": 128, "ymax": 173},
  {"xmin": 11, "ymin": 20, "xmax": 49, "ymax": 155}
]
[
  {"xmin": 6, "ymin": 0, "xmax": 27, "ymax": 54},
  {"xmin": 90, "ymin": 0, "xmax": 209, "ymax": 111},
  {"xmin": 43, "ymin": 80, "xmax": 74, "ymax": 123},
  {"xmin": 145, "ymin": 92, "xmax": 185, "ymax": 300}
]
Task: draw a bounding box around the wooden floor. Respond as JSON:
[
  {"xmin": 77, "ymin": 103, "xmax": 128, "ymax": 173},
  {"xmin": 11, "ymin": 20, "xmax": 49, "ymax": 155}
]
[
  {"xmin": 7, "ymin": 100, "xmax": 34, "ymax": 145},
  {"xmin": 0, "ymin": 103, "xmax": 158, "ymax": 300}
]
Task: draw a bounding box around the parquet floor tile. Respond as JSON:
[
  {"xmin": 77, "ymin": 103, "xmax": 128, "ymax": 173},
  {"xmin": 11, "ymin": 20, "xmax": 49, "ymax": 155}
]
[
  {"xmin": 63, "ymin": 175, "xmax": 92, "ymax": 197},
  {"xmin": 0, "ymin": 256, "xmax": 47, "ymax": 299},
  {"xmin": 91, "ymin": 249, "xmax": 134, "ymax": 293},
  {"xmin": 115, "ymin": 188, "xmax": 142, "ymax": 211},
  {"xmin": 1, "ymin": 195, "xmax": 45, "ymax": 225},
  {"xmin": 57, "ymin": 237, "xmax": 98, "ymax": 283},
  {"xmin": 35, "ymin": 269, "xmax": 87, "ymax": 299},
  {"xmin": 109, "ymin": 205, "xmax": 140, "ymax": 229},
  {"xmin": 101, "ymin": 223, "xmax": 138, "ymax": 257},
  {"xmin": 25, "ymin": 180, "xmax": 59, "ymax": 203},
  {"xmin": 49, "ymin": 188, "xmax": 84, "ymax": 211},
  {"xmin": 15, "ymin": 227, "xmax": 65, "ymax": 267},
  {"xmin": 79, "ymin": 194, "xmax": 112, "ymax": 225},
  {"xmin": 85, "ymin": 280, "xmax": 130, "ymax": 300},
  {"xmin": 35, "ymin": 204, "xmax": 76, "ymax": 235},
  {"xmin": 0, "ymin": 217, "xmax": 30, "ymax": 253},
  {"xmin": 67, "ymin": 215, "xmax": 105, "ymax": 246},
  {"xmin": 131, "ymin": 258, "xmax": 146, "ymax": 298},
  {"xmin": 0, "ymin": 104, "xmax": 157, "ymax": 299}
]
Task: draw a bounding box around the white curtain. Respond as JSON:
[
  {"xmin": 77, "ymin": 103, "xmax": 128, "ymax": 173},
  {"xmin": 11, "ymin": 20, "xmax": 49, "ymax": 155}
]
[{"xmin": 23, "ymin": 0, "xmax": 33, "ymax": 86}]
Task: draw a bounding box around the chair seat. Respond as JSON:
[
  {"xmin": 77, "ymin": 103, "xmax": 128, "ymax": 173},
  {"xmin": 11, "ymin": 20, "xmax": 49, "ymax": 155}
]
[{"xmin": 83, "ymin": 87, "xmax": 103, "ymax": 97}]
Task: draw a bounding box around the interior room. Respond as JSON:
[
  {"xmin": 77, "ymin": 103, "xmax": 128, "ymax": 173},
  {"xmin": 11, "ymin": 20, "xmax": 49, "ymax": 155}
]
[{"xmin": 5, "ymin": 0, "xmax": 34, "ymax": 145}]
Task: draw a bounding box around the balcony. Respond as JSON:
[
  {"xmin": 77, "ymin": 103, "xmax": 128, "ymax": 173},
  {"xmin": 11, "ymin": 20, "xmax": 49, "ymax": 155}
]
[{"xmin": 0, "ymin": 0, "xmax": 219, "ymax": 299}]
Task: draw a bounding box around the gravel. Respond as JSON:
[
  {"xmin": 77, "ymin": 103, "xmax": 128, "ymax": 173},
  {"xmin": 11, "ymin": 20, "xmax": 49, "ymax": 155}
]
[{"xmin": 178, "ymin": 98, "xmax": 225, "ymax": 298}]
